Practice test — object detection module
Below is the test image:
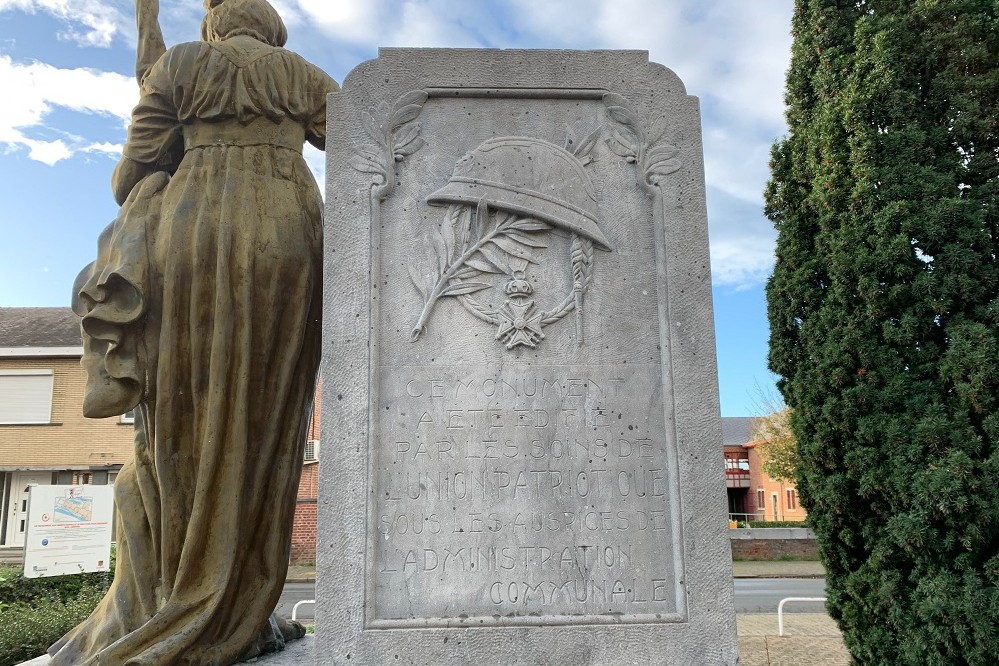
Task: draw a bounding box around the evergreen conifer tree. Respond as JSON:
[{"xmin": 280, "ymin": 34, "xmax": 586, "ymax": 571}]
[{"xmin": 765, "ymin": 1, "xmax": 999, "ymax": 663}]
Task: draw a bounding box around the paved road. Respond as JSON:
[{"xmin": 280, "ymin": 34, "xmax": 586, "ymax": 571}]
[
  {"xmin": 734, "ymin": 577, "xmax": 828, "ymax": 613},
  {"xmin": 278, "ymin": 578, "xmax": 828, "ymax": 621},
  {"xmin": 277, "ymin": 583, "xmax": 317, "ymax": 621}
]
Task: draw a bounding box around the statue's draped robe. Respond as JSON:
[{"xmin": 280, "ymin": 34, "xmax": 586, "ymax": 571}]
[{"xmin": 54, "ymin": 35, "xmax": 336, "ymax": 665}]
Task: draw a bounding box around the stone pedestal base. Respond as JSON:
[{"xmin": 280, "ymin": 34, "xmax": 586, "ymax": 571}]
[{"xmin": 17, "ymin": 635, "xmax": 315, "ymax": 666}]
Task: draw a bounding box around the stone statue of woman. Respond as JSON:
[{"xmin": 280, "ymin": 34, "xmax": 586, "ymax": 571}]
[{"xmin": 55, "ymin": 1, "xmax": 337, "ymax": 663}]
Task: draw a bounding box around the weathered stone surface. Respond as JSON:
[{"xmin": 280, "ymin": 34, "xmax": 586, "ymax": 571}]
[{"xmin": 321, "ymin": 48, "xmax": 736, "ymax": 665}]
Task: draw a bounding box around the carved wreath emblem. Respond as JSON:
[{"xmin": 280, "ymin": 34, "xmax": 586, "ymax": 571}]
[{"xmin": 409, "ymin": 134, "xmax": 613, "ymax": 349}]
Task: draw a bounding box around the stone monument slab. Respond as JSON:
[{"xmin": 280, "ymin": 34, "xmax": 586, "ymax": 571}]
[{"xmin": 321, "ymin": 48, "xmax": 737, "ymax": 665}]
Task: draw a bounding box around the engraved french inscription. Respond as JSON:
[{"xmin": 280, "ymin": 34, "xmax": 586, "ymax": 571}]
[{"xmin": 370, "ymin": 364, "xmax": 683, "ymax": 626}]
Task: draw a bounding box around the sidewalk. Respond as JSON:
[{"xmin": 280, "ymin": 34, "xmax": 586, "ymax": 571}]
[
  {"xmin": 739, "ymin": 613, "xmax": 849, "ymax": 665},
  {"xmin": 288, "ymin": 560, "xmax": 826, "ymax": 582},
  {"xmin": 287, "ymin": 565, "xmax": 316, "ymax": 583},
  {"xmin": 732, "ymin": 559, "xmax": 826, "ymax": 578}
]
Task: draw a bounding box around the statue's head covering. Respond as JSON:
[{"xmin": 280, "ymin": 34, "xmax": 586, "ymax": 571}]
[{"xmin": 201, "ymin": 0, "xmax": 288, "ymax": 47}]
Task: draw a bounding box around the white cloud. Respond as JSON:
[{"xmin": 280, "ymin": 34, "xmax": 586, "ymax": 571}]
[
  {"xmin": 383, "ymin": 1, "xmax": 481, "ymax": 48},
  {"xmin": 0, "ymin": 53, "xmax": 135, "ymax": 164},
  {"xmin": 0, "ymin": 0, "xmax": 129, "ymax": 47},
  {"xmin": 710, "ymin": 232, "xmax": 775, "ymax": 290},
  {"xmin": 295, "ymin": 0, "xmax": 383, "ymax": 44},
  {"xmin": 283, "ymin": 0, "xmax": 489, "ymax": 48},
  {"xmin": 20, "ymin": 136, "xmax": 71, "ymax": 165},
  {"xmin": 303, "ymin": 143, "xmax": 325, "ymax": 195},
  {"xmin": 706, "ymin": 186, "xmax": 778, "ymax": 290},
  {"xmin": 702, "ymin": 125, "xmax": 778, "ymax": 205},
  {"xmin": 84, "ymin": 141, "xmax": 123, "ymax": 155},
  {"xmin": 266, "ymin": 0, "xmax": 305, "ymax": 28}
]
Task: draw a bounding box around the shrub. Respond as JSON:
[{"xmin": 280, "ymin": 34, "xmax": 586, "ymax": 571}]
[
  {"xmin": 745, "ymin": 520, "xmax": 809, "ymax": 529},
  {"xmin": 0, "ymin": 585, "xmax": 105, "ymax": 666},
  {"xmin": 0, "ymin": 550, "xmax": 114, "ymax": 665},
  {"xmin": 0, "ymin": 565, "xmax": 111, "ymax": 606}
]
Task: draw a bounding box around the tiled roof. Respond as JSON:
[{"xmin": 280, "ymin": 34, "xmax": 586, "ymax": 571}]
[
  {"xmin": 721, "ymin": 416, "xmax": 754, "ymax": 447},
  {"xmin": 0, "ymin": 307, "xmax": 81, "ymax": 347}
]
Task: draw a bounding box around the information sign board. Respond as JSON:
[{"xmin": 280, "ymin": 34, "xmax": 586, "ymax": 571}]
[{"xmin": 23, "ymin": 484, "xmax": 114, "ymax": 578}]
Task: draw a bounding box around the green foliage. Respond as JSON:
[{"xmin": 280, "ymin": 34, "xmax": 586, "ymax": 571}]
[
  {"xmin": 766, "ymin": 1, "xmax": 999, "ymax": 664},
  {"xmin": 751, "ymin": 406, "xmax": 800, "ymax": 482},
  {"xmin": 745, "ymin": 520, "xmax": 809, "ymax": 529},
  {"xmin": 0, "ymin": 587, "xmax": 105, "ymax": 666},
  {"xmin": 0, "ymin": 565, "xmax": 111, "ymax": 606},
  {"xmin": 0, "ymin": 551, "xmax": 114, "ymax": 666}
]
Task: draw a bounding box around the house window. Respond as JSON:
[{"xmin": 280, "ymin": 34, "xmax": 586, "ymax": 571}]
[
  {"xmin": 0, "ymin": 370, "xmax": 54, "ymax": 424},
  {"xmin": 756, "ymin": 489, "xmax": 764, "ymax": 511},
  {"xmin": 724, "ymin": 452, "xmax": 749, "ymax": 471},
  {"xmin": 120, "ymin": 410, "xmax": 135, "ymax": 424},
  {"xmin": 304, "ymin": 440, "xmax": 319, "ymax": 462},
  {"xmin": 73, "ymin": 472, "xmax": 94, "ymax": 485},
  {"xmin": 786, "ymin": 488, "xmax": 797, "ymax": 510}
]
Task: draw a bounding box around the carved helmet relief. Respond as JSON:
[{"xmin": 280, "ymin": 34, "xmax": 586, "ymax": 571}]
[{"xmin": 410, "ymin": 136, "xmax": 612, "ymax": 349}]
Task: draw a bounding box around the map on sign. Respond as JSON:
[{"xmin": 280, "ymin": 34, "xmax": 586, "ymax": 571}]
[{"xmin": 55, "ymin": 492, "xmax": 94, "ymax": 522}]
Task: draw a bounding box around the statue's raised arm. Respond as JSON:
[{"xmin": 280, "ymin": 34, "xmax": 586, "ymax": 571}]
[{"xmin": 134, "ymin": 0, "xmax": 165, "ymax": 84}]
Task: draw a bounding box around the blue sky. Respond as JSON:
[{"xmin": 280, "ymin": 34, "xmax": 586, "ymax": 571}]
[{"xmin": 0, "ymin": 0, "xmax": 793, "ymax": 416}]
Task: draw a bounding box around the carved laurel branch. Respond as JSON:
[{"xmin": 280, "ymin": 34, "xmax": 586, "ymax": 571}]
[
  {"xmin": 409, "ymin": 206, "xmax": 553, "ymax": 340},
  {"xmin": 350, "ymin": 90, "xmax": 428, "ymax": 190},
  {"xmin": 603, "ymin": 92, "xmax": 682, "ymax": 187},
  {"xmin": 563, "ymin": 123, "xmax": 602, "ymax": 166}
]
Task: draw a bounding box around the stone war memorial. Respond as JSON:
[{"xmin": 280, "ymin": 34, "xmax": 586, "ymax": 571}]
[{"xmin": 321, "ymin": 49, "xmax": 737, "ymax": 664}]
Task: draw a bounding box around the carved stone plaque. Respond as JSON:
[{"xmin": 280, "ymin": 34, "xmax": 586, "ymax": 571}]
[{"xmin": 321, "ymin": 49, "xmax": 737, "ymax": 665}]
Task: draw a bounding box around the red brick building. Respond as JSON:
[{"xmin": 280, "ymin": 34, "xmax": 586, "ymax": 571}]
[
  {"xmin": 290, "ymin": 382, "xmax": 320, "ymax": 564},
  {"xmin": 722, "ymin": 416, "xmax": 805, "ymax": 523}
]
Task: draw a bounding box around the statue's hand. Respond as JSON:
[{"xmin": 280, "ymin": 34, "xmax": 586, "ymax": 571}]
[
  {"xmin": 136, "ymin": 0, "xmax": 159, "ymax": 19},
  {"xmin": 134, "ymin": 0, "xmax": 165, "ymax": 84}
]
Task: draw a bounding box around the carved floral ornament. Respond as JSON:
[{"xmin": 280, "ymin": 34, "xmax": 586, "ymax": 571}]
[{"xmin": 351, "ymin": 90, "xmax": 683, "ymax": 350}]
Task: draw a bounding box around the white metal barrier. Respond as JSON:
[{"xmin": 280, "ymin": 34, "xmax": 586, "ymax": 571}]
[
  {"xmin": 292, "ymin": 599, "xmax": 316, "ymax": 622},
  {"xmin": 777, "ymin": 597, "xmax": 827, "ymax": 636}
]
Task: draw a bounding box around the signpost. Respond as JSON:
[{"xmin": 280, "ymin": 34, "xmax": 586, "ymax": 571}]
[{"xmin": 22, "ymin": 484, "xmax": 114, "ymax": 579}]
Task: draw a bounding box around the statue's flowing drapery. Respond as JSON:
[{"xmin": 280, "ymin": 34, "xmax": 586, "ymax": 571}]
[{"xmin": 55, "ymin": 7, "xmax": 337, "ymax": 663}]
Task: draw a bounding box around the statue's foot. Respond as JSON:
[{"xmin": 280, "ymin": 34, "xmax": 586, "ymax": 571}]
[
  {"xmin": 236, "ymin": 614, "xmax": 308, "ymax": 662},
  {"xmin": 274, "ymin": 615, "xmax": 307, "ymax": 641}
]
